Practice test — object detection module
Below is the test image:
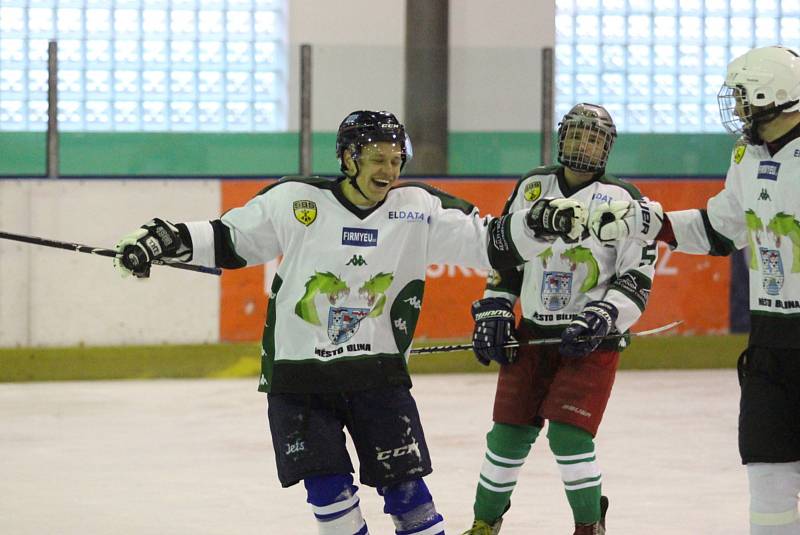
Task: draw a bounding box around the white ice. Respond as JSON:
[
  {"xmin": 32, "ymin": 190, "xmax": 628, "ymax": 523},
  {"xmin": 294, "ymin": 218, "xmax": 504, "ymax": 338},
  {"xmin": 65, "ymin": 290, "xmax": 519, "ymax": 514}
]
[{"xmin": 0, "ymin": 370, "xmax": 748, "ymax": 534}]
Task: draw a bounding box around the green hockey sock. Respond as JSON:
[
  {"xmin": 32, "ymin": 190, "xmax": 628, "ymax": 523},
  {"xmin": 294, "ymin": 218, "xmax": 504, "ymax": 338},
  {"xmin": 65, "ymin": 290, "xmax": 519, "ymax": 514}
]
[
  {"xmin": 473, "ymin": 422, "xmax": 541, "ymax": 523},
  {"xmin": 547, "ymin": 421, "xmax": 602, "ymax": 524}
]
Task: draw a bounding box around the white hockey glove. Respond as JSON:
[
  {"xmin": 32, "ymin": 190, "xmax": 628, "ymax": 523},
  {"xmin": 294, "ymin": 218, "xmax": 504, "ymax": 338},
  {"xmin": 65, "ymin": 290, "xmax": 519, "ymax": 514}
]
[
  {"xmin": 526, "ymin": 198, "xmax": 588, "ymax": 243},
  {"xmin": 114, "ymin": 218, "xmax": 192, "ymax": 278},
  {"xmin": 590, "ymin": 199, "xmax": 664, "ymax": 243}
]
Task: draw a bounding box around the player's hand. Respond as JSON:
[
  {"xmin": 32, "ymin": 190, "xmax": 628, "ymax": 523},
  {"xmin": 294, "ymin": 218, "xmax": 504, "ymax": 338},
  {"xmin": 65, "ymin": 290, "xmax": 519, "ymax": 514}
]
[
  {"xmin": 590, "ymin": 199, "xmax": 663, "ymax": 243},
  {"xmin": 114, "ymin": 218, "xmax": 192, "ymax": 278},
  {"xmin": 471, "ymin": 297, "xmax": 518, "ymax": 365},
  {"xmin": 559, "ymin": 301, "xmax": 618, "ymax": 358},
  {"xmin": 526, "ymin": 198, "xmax": 588, "ymax": 243}
]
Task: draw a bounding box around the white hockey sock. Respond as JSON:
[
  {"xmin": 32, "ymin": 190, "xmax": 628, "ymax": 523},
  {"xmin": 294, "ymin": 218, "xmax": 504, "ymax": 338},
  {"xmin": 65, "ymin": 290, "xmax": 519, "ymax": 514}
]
[
  {"xmin": 748, "ymin": 462, "xmax": 800, "ymax": 535},
  {"xmin": 311, "ymin": 495, "xmax": 368, "ymax": 535}
]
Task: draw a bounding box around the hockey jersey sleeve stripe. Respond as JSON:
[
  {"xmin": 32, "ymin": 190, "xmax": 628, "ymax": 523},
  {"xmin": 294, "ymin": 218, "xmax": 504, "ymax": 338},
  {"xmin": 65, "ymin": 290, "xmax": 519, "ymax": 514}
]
[
  {"xmin": 211, "ymin": 219, "xmax": 248, "ymax": 269},
  {"xmin": 700, "ymin": 209, "xmax": 737, "ymax": 256},
  {"xmin": 608, "ymin": 270, "xmax": 652, "ymax": 312},
  {"xmin": 487, "ymin": 213, "xmax": 525, "ymax": 269},
  {"xmin": 486, "ymin": 266, "xmax": 523, "ymax": 297}
]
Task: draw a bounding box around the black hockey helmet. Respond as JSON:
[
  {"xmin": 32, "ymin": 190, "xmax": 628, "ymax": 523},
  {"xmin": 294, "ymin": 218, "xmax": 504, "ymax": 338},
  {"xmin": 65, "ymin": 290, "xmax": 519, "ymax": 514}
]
[
  {"xmin": 557, "ymin": 103, "xmax": 617, "ymax": 173},
  {"xmin": 335, "ymin": 110, "xmax": 413, "ymax": 176}
]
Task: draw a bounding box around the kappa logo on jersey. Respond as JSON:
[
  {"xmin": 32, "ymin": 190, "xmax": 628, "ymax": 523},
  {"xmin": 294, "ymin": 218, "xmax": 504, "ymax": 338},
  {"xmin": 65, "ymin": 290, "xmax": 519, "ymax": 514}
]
[
  {"xmin": 403, "ymin": 296, "xmax": 422, "ymax": 309},
  {"xmin": 758, "ymin": 188, "xmax": 771, "ymax": 201},
  {"xmin": 524, "ymin": 181, "xmax": 542, "ymax": 202},
  {"xmin": 757, "ymin": 161, "xmax": 780, "ymax": 181},
  {"xmin": 389, "ymin": 210, "xmax": 428, "ymax": 223},
  {"xmin": 734, "ymin": 145, "xmax": 746, "ymax": 164},
  {"xmin": 293, "ymin": 200, "xmax": 317, "ymax": 226},
  {"xmin": 342, "ymin": 227, "xmax": 378, "ymax": 247},
  {"xmin": 346, "ymin": 254, "xmax": 367, "ymax": 266}
]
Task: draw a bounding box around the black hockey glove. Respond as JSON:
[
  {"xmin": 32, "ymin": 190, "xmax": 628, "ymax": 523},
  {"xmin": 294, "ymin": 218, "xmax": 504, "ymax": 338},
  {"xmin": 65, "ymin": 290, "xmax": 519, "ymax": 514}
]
[
  {"xmin": 471, "ymin": 297, "xmax": 518, "ymax": 366},
  {"xmin": 114, "ymin": 218, "xmax": 192, "ymax": 278},
  {"xmin": 559, "ymin": 300, "xmax": 618, "ymax": 358},
  {"xmin": 526, "ymin": 198, "xmax": 588, "ymax": 243}
]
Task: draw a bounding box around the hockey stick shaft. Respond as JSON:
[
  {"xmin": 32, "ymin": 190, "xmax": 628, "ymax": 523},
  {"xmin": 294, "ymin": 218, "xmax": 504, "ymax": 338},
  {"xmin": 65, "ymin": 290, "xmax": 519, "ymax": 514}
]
[
  {"xmin": 0, "ymin": 231, "xmax": 222, "ymax": 276},
  {"xmin": 409, "ymin": 320, "xmax": 683, "ymax": 355}
]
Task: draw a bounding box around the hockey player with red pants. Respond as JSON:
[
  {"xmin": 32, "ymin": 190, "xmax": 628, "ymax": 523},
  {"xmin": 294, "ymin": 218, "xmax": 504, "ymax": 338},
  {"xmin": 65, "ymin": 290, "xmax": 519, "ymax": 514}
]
[{"xmin": 462, "ymin": 103, "xmax": 656, "ymax": 535}]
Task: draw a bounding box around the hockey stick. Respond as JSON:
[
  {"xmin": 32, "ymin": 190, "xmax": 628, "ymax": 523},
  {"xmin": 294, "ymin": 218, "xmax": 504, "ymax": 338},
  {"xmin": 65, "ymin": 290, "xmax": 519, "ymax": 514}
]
[
  {"xmin": 0, "ymin": 230, "xmax": 222, "ymax": 276},
  {"xmin": 409, "ymin": 320, "xmax": 683, "ymax": 355}
]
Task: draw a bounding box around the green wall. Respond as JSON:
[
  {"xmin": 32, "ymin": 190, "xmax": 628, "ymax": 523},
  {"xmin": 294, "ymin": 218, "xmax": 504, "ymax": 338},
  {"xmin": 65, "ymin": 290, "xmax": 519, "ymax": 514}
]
[{"xmin": 0, "ymin": 131, "xmax": 735, "ymax": 177}]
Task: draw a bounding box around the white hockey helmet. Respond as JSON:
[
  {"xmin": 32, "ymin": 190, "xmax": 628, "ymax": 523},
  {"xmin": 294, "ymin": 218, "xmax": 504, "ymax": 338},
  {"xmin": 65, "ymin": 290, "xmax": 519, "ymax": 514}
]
[{"xmin": 718, "ymin": 45, "xmax": 800, "ymax": 143}]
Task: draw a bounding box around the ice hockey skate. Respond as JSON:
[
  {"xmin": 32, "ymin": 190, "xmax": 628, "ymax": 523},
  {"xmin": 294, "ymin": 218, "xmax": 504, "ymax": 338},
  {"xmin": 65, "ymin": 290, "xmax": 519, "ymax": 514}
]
[
  {"xmin": 461, "ymin": 517, "xmax": 503, "ymax": 535},
  {"xmin": 573, "ymin": 495, "xmax": 609, "ymax": 535}
]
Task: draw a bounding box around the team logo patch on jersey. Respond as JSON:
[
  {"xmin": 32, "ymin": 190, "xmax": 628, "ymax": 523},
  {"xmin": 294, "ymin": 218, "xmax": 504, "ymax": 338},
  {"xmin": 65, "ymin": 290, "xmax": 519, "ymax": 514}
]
[
  {"xmin": 293, "ymin": 200, "xmax": 317, "ymax": 226},
  {"xmin": 757, "ymin": 161, "xmax": 780, "ymax": 181},
  {"xmin": 759, "ymin": 247, "xmax": 784, "ymax": 296},
  {"xmin": 733, "ymin": 145, "xmax": 746, "ymax": 164},
  {"xmin": 327, "ymin": 306, "xmax": 370, "ymax": 344},
  {"xmin": 342, "ymin": 227, "xmax": 378, "ymax": 247},
  {"xmin": 541, "ymin": 271, "xmax": 573, "ymax": 311},
  {"xmin": 524, "ymin": 181, "xmax": 542, "ymax": 202}
]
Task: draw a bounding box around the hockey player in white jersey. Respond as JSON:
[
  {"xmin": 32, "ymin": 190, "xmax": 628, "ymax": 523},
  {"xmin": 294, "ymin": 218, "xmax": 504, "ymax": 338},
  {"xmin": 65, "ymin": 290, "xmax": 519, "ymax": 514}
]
[
  {"xmin": 462, "ymin": 104, "xmax": 656, "ymax": 535},
  {"xmin": 590, "ymin": 46, "xmax": 800, "ymax": 535},
  {"xmin": 112, "ymin": 110, "xmax": 584, "ymax": 535}
]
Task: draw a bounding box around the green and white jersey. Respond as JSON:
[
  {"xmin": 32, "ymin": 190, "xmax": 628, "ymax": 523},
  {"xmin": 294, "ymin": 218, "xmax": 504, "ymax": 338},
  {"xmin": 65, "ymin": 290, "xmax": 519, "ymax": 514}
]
[
  {"xmin": 185, "ymin": 176, "xmax": 540, "ymax": 393},
  {"xmin": 667, "ymin": 134, "xmax": 800, "ymax": 348},
  {"xmin": 485, "ymin": 166, "xmax": 656, "ymax": 337}
]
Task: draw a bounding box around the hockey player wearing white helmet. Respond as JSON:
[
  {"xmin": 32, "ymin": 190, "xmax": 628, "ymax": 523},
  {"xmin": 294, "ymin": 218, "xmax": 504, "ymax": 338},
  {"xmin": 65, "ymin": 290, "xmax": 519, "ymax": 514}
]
[{"xmin": 590, "ymin": 46, "xmax": 800, "ymax": 534}]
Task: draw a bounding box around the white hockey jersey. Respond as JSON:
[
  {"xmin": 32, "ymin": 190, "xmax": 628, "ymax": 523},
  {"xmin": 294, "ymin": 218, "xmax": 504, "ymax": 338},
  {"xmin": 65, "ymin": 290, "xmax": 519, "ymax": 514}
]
[
  {"xmin": 667, "ymin": 133, "xmax": 800, "ymax": 348},
  {"xmin": 485, "ymin": 166, "xmax": 656, "ymax": 339},
  {"xmin": 185, "ymin": 176, "xmax": 543, "ymax": 392}
]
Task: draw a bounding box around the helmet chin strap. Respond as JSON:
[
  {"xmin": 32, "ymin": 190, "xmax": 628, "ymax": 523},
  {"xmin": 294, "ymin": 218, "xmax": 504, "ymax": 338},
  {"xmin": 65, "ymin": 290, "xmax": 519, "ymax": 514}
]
[
  {"xmin": 745, "ymin": 100, "xmax": 799, "ymax": 145},
  {"xmin": 346, "ymin": 161, "xmax": 371, "ymax": 203}
]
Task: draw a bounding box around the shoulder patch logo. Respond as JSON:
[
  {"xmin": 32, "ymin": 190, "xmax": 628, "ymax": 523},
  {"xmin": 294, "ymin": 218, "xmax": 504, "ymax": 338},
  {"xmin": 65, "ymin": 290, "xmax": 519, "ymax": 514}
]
[
  {"xmin": 293, "ymin": 200, "xmax": 317, "ymax": 226},
  {"xmin": 733, "ymin": 145, "xmax": 746, "ymax": 164},
  {"xmin": 524, "ymin": 181, "xmax": 542, "ymax": 202}
]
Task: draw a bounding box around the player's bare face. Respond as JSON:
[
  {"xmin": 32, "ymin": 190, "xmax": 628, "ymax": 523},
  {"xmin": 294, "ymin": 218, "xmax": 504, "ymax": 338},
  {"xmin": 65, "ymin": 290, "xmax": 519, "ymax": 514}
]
[{"xmin": 355, "ymin": 142, "xmax": 403, "ymax": 204}]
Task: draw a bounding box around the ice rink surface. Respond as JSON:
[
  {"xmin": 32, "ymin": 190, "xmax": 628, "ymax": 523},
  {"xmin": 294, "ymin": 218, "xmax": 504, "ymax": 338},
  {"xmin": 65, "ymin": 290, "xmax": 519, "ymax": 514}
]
[{"xmin": 0, "ymin": 370, "xmax": 749, "ymax": 534}]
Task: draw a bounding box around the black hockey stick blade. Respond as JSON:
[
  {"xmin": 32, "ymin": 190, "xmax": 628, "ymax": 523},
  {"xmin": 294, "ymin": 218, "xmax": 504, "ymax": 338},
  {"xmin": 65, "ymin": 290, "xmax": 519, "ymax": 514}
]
[
  {"xmin": 0, "ymin": 230, "xmax": 222, "ymax": 276},
  {"xmin": 409, "ymin": 320, "xmax": 683, "ymax": 355}
]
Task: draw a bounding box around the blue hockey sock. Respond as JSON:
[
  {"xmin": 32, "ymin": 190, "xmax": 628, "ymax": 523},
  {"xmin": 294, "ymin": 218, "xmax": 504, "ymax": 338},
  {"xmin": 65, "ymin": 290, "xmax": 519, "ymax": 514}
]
[{"xmin": 379, "ymin": 479, "xmax": 445, "ymax": 535}]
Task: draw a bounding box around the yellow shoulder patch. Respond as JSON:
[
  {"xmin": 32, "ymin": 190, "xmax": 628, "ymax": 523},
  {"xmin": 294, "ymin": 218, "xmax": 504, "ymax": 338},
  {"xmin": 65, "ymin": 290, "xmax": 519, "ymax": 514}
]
[
  {"xmin": 524, "ymin": 181, "xmax": 542, "ymax": 202},
  {"xmin": 293, "ymin": 200, "xmax": 317, "ymax": 226},
  {"xmin": 733, "ymin": 144, "xmax": 746, "ymax": 165}
]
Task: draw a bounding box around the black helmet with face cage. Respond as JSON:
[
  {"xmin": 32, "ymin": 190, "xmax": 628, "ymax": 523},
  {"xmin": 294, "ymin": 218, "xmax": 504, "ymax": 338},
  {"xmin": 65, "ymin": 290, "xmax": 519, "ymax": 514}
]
[{"xmin": 557, "ymin": 103, "xmax": 617, "ymax": 173}]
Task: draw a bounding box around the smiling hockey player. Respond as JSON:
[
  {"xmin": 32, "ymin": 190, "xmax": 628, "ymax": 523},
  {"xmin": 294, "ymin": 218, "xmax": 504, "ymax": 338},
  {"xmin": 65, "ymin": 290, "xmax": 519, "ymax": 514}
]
[
  {"xmin": 590, "ymin": 46, "xmax": 800, "ymax": 535},
  {"xmin": 112, "ymin": 110, "xmax": 584, "ymax": 535},
  {"xmin": 462, "ymin": 103, "xmax": 656, "ymax": 535}
]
